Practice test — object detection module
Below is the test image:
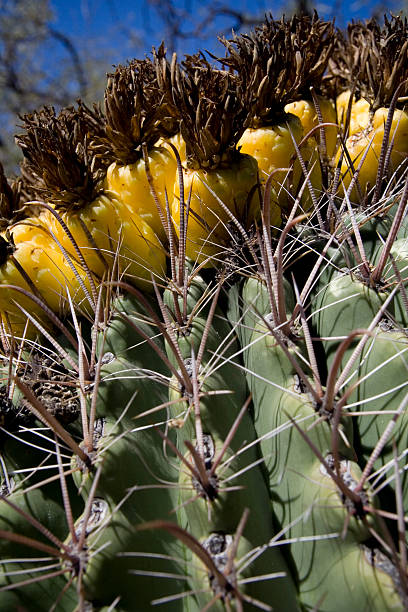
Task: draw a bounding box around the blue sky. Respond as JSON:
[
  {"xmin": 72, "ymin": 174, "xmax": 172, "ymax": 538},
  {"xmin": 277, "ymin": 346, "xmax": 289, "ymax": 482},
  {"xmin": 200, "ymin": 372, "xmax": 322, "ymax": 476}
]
[{"xmin": 50, "ymin": 0, "xmax": 405, "ymax": 66}]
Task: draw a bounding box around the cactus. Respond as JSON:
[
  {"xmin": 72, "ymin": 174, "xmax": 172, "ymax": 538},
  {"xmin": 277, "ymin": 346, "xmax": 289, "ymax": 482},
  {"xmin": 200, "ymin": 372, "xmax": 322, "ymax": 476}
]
[{"xmin": 0, "ymin": 11, "xmax": 408, "ymax": 612}]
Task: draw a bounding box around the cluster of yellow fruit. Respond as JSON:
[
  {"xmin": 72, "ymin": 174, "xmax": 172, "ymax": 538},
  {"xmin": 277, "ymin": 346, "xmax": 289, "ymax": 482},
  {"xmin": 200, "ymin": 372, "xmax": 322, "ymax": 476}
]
[{"xmin": 0, "ymin": 14, "xmax": 407, "ymax": 342}]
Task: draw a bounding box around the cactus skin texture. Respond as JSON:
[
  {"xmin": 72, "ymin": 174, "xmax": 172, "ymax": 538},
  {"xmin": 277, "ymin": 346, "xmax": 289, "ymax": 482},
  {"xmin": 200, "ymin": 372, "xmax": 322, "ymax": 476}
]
[
  {"xmin": 69, "ymin": 294, "xmax": 188, "ymax": 610},
  {"xmin": 231, "ymin": 273, "xmax": 406, "ymax": 612},
  {"xmin": 165, "ymin": 276, "xmax": 300, "ymax": 611},
  {"xmin": 171, "ymin": 153, "xmax": 262, "ymax": 263}
]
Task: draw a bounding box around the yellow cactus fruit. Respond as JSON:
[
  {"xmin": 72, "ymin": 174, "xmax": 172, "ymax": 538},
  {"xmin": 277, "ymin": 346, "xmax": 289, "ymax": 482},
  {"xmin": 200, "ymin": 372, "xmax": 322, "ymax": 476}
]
[
  {"xmin": 0, "ymin": 232, "xmax": 83, "ymax": 339},
  {"xmin": 349, "ymin": 99, "xmax": 371, "ymax": 134},
  {"xmin": 172, "ymin": 153, "xmax": 264, "ymax": 261},
  {"xmin": 221, "ymin": 14, "xmax": 334, "ymax": 212},
  {"xmin": 18, "ymin": 107, "xmax": 166, "ymax": 292},
  {"xmin": 169, "ymin": 57, "xmax": 262, "ymax": 265},
  {"xmin": 238, "ymin": 117, "xmax": 322, "ymax": 212},
  {"xmin": 47, "ymin": 194, "xmax": 118, "ymax": 279},
  {"xmin": 336, "ymin": 91, "xmax": 370, "ymax": 135},
  {"xmin": 238, "ymin": 115, "xmax": 303, "ymax": 187},
  {"xmin": 97, "ymin": 55, "xmax": 180, "ymax": 243},
  {"xmin": 47, "ymin": 193, "xmax": 166, "ymax": 291},
  {"xmin": 285, "ymin": 96, "xmax": 338, "ymax": 158},
  {"xmin": 106, "ymin": 146, "xmax": 177, "ymax": 238},
  {"xmin": 336, "ymin": 107, "xmax": 408, "ymax": 201},
  {"xmin": 335, "ymin": 91, "xmax": 352, "ymax": 126},
  {"xmin": 157, "ymin": 133, "xmax": 187, "ymax": 166},
  {"xmin": 0, "ymin": 164, "xmax": 89, "ymax": 340},
  {"xmin": 115, "ymin": 202, "xmax": 166, "ymax": 290},
  {"xmin": 332, "ymin": 17, "xmax": 408, "ymax": 202}
]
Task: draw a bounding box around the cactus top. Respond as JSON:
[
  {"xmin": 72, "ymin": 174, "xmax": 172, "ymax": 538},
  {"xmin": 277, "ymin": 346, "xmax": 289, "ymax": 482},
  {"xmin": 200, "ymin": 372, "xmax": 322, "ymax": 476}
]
[
  {"xmin": 92, "ymin": 48, "xmax": 179, "ymax": 166},
  {"xmin": 17, "ymin": 105, "xmax": 107, "ymax": 211},
  {"xmin": 328, "ymin": 15, "xmax": 408, "ymax": 113},
  {"xmin": 171, "ymin": 55, "xmax": 248, "ymax": 170},
  {"xmin": 220, "ymin": 13, "xmax": 334, "ymax": 127}
]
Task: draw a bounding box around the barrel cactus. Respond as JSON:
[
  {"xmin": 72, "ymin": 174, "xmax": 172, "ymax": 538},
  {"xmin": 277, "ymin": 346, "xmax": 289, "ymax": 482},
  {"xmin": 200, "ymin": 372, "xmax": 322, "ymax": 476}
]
[{"xmin": 0, "ymin": 11, "xmax": 407, "ymax": 612}]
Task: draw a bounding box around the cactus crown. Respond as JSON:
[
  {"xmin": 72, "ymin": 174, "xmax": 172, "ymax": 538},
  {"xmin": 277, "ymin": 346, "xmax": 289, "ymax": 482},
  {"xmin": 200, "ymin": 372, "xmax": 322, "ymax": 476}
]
[
  {"xmin": 220, "ymin": 13, "xmax": 334, "ymax": 127},
  {"xmin": 17, "ymin": 106, "xmax": 106, "ymax": 211},
  {"xmin": 171, "ymin": 55, "xmax": 247, "ymax": 169},
  {"xmin": 329, "ymin": 15, "xmax": 408, "ymax": 111},
  {"xmin": 96, "ymin": 51, "xmax": 179, "ymax": 166}
]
